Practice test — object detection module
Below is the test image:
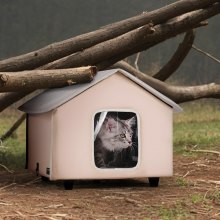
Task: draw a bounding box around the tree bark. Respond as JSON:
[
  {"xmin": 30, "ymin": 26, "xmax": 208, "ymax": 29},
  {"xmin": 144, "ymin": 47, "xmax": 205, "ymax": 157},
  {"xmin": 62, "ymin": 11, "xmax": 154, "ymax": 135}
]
[
  {"xmin": 0, "ymin": 0, "xmax": 218, "ymax": 71},
  {"xmin": 113, "ymin": 61, "xmax": 220, "ymax": 103},
  {"xmin": 152, "ymin": 30, "xmax": 196, "ymax": 81},
  {"xmin": 0, "ymin": 66, "xmax": 96, "ymax": 92}
]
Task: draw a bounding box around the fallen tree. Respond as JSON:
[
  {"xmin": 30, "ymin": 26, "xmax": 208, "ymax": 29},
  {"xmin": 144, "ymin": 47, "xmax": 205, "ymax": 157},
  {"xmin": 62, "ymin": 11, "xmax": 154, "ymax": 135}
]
[{"xmin": 0, "ymin": 0, "xmax": 219, "ymax": 113}]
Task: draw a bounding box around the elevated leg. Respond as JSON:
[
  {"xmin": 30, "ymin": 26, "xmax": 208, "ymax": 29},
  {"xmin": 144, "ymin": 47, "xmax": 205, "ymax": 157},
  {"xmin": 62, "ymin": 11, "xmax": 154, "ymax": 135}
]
[{"xmin": 148, "ymin": 177, "xmax": 160, "ymax": 187}]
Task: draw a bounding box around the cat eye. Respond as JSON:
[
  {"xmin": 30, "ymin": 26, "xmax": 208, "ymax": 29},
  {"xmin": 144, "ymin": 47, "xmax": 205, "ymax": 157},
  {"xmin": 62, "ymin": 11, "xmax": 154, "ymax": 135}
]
[{"xmin": 120, "ymin": 134, "xmax": 126, "ymax": 138}]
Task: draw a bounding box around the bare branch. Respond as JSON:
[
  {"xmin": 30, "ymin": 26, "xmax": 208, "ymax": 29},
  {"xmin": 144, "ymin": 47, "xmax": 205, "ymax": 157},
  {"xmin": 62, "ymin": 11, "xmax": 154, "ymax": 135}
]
[
  {"xmin": 0, "ymin": 113, "xmax": 26, "ymax": 141},
  {"xmin": 153, "ymin": 30, "xmax": 196, "ymax": 81},
  {"xmin": 0, "ymin": 0, "xmax": 218, "ymax": 71},
  {"xmin": 192, "ymin": 45, "xmax": 220, "ymax": 64},
  {"xmin": 0, "ymin": 91, "xmax": 31, "ymax": 112},
  {"xmin": 0, "ymin": 164, "xmax": 14, "ymax": 174},
  {"xmin": 134, "ymin": 52, "xmax": 141, "ymax": 71},
  {"xmin": 113, "ymin": 60, "xmax": 220, "ymax": 103}
]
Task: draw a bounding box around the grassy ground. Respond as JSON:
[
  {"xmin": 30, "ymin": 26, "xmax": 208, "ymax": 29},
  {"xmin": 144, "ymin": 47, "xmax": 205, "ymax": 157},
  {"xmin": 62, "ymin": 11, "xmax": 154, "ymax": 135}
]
[
  {"xmin": 0, "ymin": 102, "xmax": 220, "ymax": 170},
  {"xmin": 174, "ymin": 102, "xmax": 220, "ymax": 154},
  {"xmin": 0, "ymin": 110, "xmax": 26, "ymax": 169}
]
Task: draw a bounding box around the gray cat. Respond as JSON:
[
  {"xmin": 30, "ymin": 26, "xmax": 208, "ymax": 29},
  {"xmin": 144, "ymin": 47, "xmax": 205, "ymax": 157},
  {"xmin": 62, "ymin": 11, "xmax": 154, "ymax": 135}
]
[{"xmin": 94, "ymin": 116, "xmax": 137, "ymax": 168}]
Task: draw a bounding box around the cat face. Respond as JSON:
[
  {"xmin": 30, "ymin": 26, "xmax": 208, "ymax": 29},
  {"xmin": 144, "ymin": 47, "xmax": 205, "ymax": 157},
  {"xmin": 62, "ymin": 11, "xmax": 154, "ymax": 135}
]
[{"xmin": 97, "ymin": 116, "xmax": 136, "ymax": 151}]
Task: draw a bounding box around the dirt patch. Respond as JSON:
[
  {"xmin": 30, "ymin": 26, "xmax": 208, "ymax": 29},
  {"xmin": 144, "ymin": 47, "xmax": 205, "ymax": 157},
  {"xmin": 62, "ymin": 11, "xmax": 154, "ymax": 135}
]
[{"xmin": 0, "ymin": 154, "xmax": 220, "ymax": 220}]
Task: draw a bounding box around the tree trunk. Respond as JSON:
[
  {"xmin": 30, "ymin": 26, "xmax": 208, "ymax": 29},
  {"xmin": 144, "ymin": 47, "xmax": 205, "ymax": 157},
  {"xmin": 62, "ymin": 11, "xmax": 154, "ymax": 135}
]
[{"xmin": 0, "ymin": 66, "xmax": 96, "ymax": 92}]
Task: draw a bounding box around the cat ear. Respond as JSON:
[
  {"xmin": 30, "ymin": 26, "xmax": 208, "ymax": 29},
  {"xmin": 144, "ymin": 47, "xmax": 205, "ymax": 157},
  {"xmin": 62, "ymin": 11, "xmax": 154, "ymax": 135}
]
[
  {"xmin": 126, "ymin": 116, "xmax": 136, "ymax": 127},
  {"xmin": 105, "ymin": 117, "xmax": 117, "ymax": 132}
]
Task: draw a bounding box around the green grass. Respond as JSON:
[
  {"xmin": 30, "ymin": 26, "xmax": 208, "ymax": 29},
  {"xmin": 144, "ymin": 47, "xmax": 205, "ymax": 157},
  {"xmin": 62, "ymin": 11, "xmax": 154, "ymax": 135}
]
[
  {"xmin": 158, "ymin": 206, "xmax": 189, "ymax": 220},
  {"xmin": 144, "ymin": 204, "xmax": 190, "ymax": 220},
  {"xmin": 190, "ymin": 194, "xmax": 204, "ymax": 204},
  {"xmin": 0, "ymin": 112, "xmax": 26, "ymax": 169},
  {"xmin": 174, "ymin": 102, "xmax": 220, "ymax": 154}
]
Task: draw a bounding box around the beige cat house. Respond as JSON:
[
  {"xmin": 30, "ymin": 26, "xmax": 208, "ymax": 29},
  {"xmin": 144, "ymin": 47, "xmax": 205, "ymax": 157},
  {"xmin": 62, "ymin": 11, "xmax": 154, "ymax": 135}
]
[{"xmin": 19, "ymin": 68, "xmax": 182, "ymax": 189}]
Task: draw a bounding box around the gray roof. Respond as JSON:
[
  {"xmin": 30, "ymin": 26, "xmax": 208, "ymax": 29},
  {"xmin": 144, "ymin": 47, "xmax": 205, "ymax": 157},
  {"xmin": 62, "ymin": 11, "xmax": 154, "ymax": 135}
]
[{"xmin": 19, "ymin": 69, "xmax": 182, "ymax": 113}]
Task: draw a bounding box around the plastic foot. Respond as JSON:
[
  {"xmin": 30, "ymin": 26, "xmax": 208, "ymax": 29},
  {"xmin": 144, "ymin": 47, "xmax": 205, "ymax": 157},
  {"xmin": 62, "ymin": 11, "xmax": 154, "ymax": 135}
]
[
  {"xmin": 148, "ymin": 177, "xmax": 159, "ymax": 187},
  {"xmin": 63, "ymin": 180, "xmax": 74, "ymax": 190},
  {"xmin": 41, "ymin": 176, "xmax": 49, "ymax": 182}
]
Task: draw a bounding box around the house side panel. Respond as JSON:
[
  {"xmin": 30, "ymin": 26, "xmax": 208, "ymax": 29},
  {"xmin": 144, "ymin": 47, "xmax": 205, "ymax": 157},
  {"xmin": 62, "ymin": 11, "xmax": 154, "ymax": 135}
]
[
  {"xmin": 28, "ymin": 112, "xmax": 53, "ymax": 177},
  {"xmin": 52, "ymin": 73, "xmax": 173, "ymax": 180}
]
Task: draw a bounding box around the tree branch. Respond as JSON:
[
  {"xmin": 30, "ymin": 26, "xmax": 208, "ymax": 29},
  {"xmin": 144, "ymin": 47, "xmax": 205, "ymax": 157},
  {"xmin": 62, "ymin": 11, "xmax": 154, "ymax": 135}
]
[
  {"xmin": 0, "ymin": 66, "xmax": 97, "ymax": 92},
  {"xmin": 192, "ymin": 44, "xmax": 220, "ymax": 64},
  {"xmin": 0, "ymin": 0, "xmax": 218, "ymax": 71},
  {"xmin": 0, "ymin": 113, "xmax": 26, "ymax": 141},
  {"xmin": 112, "ymin": 60, "xmax": 220, "ymax": 103},
  {"xmin": 134, "ymin": 52, "xmax": 141, "ymax": 71},
  {"xmin": 0, "ymin": 91, "xmax": 31, "ymax": 112},
  {"xmin": 152, "ymin": 30, "xmax": 196, "ymax": 81}
]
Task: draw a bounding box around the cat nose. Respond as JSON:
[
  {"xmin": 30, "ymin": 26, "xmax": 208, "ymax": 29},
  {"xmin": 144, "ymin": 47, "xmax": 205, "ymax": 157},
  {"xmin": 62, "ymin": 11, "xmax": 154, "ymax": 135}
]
[{"xmin": 128, "ymin": 141, "xmax": 132, "ymax": 144}]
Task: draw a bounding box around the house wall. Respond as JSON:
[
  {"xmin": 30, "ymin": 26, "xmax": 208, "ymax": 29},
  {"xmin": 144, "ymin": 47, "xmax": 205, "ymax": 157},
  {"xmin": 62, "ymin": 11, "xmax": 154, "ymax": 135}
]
[
  {"xmin": 51, "ymin": 72, "xmax": 173, "ymax": 180},
  {"xmin": 28, "ymin": 111, "xmax": 54, "ymax": 177}
]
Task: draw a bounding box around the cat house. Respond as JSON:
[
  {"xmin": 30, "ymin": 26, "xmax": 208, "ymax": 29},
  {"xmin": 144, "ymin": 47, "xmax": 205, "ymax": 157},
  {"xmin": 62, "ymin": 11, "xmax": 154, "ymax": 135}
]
[{"xmin": 19, "ymin": 68, "xmax": 182, "ymax": 189}]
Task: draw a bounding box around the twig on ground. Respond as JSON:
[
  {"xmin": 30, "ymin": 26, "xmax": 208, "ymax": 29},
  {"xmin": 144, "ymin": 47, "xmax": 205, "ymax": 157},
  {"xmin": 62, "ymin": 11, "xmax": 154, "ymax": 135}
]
[
  {"xmin": 44, "ymin": 204, "xmax": 64, "ymax": 209},
  {"xmin": 0, "ymin": 202, "xmax": 13, "ymax": 206},
  {"xmin": 181, "ymin": 161, "xmax": 208, "ymax": 167},
  {"xmin": 124, "ymin": 198, "xmax": 143, "ymax": 207},
  {"xmin": 213, "ymin": 212, "xmax": 220, "ymax": 217},
  {"xmin": 192, "ymin": 45, "xmax": 220, "ymax": 64},
  {"xmin": 198, "ymin": 179, "xmax": 220, "ymax": 185},
  {"xmin": 0, "ymin": 183, "xmax": 16, "ymax": 191},
  {"xmin": 44, "ymin": 216, "xmax": 58, "ymax": 220},
  {"xmin": 182, "ymin": 169, "xmax": 195, "ymax": 178},
  {"xmin": 0, "ymin": 164, "xmax": 14, "ymax": 174},
  {"xmin": 15, "ymin": 211, "xmax": 26, "ymax": 218},
  {"xmin": 190, "ymin": 149, "xmax": 220, "ymax": 155},
  {"xmin": 24, "ymin": 177, "xmax": 41, "ymax": 185}
]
